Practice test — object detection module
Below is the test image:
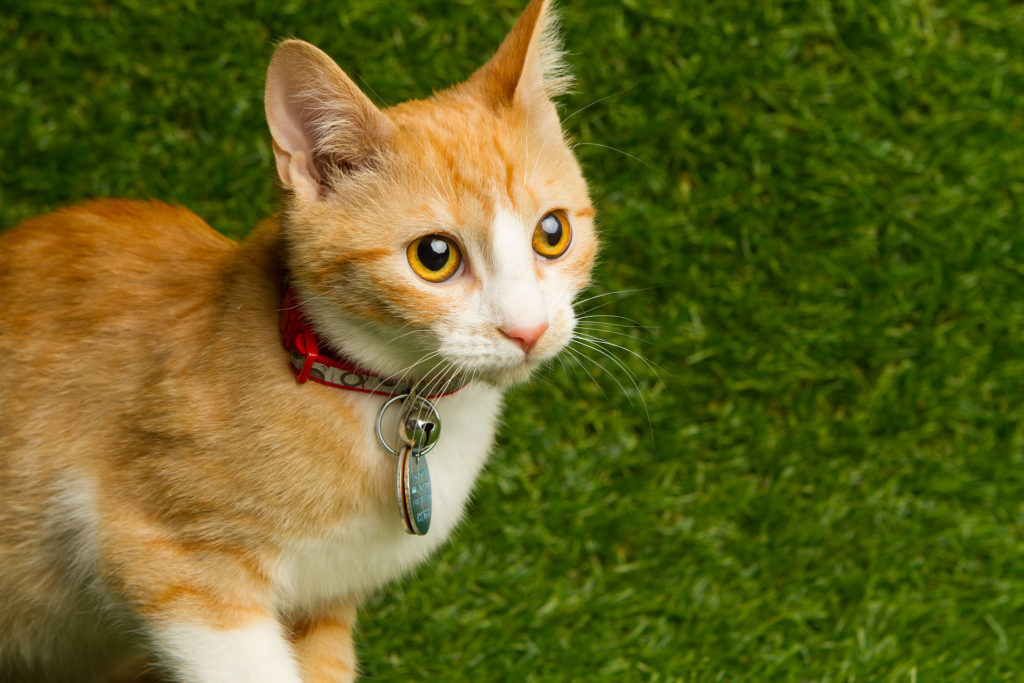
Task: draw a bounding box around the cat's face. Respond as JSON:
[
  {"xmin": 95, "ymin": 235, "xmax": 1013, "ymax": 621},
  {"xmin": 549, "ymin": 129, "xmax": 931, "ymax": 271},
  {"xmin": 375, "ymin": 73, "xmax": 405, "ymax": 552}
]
[
  {"xmin": 267, "ymin": 0, "xmax": 595, "ymax": 388},
  {"xmin": 289, "ymin": 96, "xmax": 595, "ymax": 388}
]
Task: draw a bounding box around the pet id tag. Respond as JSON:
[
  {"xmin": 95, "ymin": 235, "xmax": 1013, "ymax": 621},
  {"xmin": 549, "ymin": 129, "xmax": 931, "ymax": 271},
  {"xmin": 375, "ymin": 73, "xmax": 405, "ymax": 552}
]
[
  {"xmin": 397, "ymin": 444, "xmax": 432, "ymax": 535},
  {"xmin": 378, "ymin": 393, "xmax": 442, "ymax": 536}
]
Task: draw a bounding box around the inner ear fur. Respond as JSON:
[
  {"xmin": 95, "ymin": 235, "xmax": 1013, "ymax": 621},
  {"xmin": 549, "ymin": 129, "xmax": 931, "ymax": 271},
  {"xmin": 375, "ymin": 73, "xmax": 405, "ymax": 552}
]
[{"xmin": 265, "ymin": 40, "xmax": 394, "ymax": 201}]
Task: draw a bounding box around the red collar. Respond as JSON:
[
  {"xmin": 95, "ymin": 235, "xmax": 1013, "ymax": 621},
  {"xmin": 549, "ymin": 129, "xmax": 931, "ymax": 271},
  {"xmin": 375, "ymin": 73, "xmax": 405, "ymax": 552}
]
[{"xmin": 279, "ymin": 287, "xmax": 465, "ymax": 398}]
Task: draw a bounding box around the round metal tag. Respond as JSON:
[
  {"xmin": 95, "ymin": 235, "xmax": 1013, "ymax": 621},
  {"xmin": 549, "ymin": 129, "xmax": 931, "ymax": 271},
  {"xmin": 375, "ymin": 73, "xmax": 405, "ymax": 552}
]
[
  {"xmin": 398, "ymin": 447, "xmax": 432, "ymax": 535},
  {"xmin": 396, "ymin": 447, "xmax": 414, "ymax": 534}
]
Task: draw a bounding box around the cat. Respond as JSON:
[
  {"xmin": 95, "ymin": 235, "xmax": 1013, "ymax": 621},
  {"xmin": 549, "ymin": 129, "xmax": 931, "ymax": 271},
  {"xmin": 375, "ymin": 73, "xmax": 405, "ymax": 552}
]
[
  {"xmin": 0, "ymin": 0, "xmax": 598, "ymax": 679},
  {"xmin": 0, "ymin": 0, "xmax": 596, "ymax": 681}
]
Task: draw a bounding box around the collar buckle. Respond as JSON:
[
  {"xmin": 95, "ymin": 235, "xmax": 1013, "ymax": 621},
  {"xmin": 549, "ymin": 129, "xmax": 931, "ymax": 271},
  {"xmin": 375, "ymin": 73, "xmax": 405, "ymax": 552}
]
[{"xmin": 280, "ymin": 288, "xmax": 320, "ymax": 384}]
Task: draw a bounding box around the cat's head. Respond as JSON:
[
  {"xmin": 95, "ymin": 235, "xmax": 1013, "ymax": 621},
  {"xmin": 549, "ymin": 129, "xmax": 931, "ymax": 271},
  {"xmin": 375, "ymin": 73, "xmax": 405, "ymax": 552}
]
[{"xmin": 265, "ymin": 0, "xmax": 596, "ymax": 388}]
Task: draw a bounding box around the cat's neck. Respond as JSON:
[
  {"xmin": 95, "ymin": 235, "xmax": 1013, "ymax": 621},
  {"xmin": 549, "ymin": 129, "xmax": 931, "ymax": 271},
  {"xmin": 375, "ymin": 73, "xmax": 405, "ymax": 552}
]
[{"xmin": 221, "ymin": 216, "xmax": 462, "ymax": 392}]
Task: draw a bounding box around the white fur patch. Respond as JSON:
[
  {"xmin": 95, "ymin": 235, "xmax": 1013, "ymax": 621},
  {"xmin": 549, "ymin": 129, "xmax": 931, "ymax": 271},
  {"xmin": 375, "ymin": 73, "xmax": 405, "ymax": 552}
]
[
  {"xmin": 488, "ymin": 207, "xmax": 548, "ymax": 334},
  {"xmin": 153, "ymin": 619, "xmax": 302, "ymax": 683},
  {"xmin": 275, "ymin": 382, "xmax": 503, "ymax": 612}
]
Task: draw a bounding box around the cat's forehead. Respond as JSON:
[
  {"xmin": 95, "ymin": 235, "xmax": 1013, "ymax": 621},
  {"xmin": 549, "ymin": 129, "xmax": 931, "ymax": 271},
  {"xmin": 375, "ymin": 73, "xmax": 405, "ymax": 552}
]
[{"xmin": 383, "ymin": 94, "xmax": 582, "ymax": 232}]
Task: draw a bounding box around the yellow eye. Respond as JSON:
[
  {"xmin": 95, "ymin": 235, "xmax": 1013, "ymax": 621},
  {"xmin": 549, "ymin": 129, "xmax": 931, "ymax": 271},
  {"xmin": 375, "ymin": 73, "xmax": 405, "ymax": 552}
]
[
  {"xmin": 532, "ymin": 210, "xmax": 572, "ymax": 259},
  {"xmin": 407, "ymin": 235, "xmax": 461, "ymax": 282}
]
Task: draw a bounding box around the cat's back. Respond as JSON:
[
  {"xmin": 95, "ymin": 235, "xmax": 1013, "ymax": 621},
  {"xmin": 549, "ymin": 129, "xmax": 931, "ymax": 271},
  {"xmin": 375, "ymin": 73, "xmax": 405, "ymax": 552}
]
[
  {"xmin": 2, "ymin": 199, "xmax": 252, "ymax": 471},
  {"xmin": 0, "ymin": 198, "xmax": 236, "ymax": 357},
  {"xmin": 0, "ymin": 198, "xmax": 235, "ymax": 288},
  {"xmin": 0, "ymin": 198, "xmax": 245, "ymax": 462},
  {"xmin": 0, "ymin": 199, "xmax": 237, "ymax": 409}
]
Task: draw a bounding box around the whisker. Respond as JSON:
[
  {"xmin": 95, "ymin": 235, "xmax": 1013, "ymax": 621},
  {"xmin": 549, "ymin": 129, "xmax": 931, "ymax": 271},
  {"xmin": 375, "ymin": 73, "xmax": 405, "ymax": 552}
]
[
  {"xmin": 414, "ymin": 355, "xmax": 455, "ymax": 398},
  {"xmin": 353, "ymin": 70, "xmax": 391, "ymax": 108},
  {"xmin": 568, "ymin": 338, "xmax": 634, "ymax": 405},
  {"xmin": 576, "ymin": 300, "xmax": 649, "ymax": 318},
  {"xmin": 391, "ymin": 349, "xmax": 444, "ymax": 386},
  {"xmin": 577, "ymin": 317, "xmax": 650, "ymax": 331},
  {"xmin": 435, "ymin": 359, "xmax": 465, "ymax": 396},
  {"xmin": 575, "ymin": 325, "xmax": 655, "ymax": 344},
  {"xmin": 572, "ymin": 288, "xmax": 651, "ymax": 308},
  {"xmin": 392, "ymin": 150, "xmax": 452, "ymax": 207},
  {"xmin": 561, "ymin": 346, "xmax": 609, "ymax": 400},
  {"xmin": 418, "ymin": 134, "xmax": 459, "ymax": 207},
  {"xmin": 574, "ymin": 333, "xmax": 665, "ymax": 374},
  {"xmin": 282, "ymin": 288, "xmax": 340, "ymax": 312},
  {"xmin": 572, "ymin": 141, "xmax": 652, "ymax": 168},
  {"xmin": 388, "ymin": 326, "xmax": 433, "ymax": 345},
  {"xmin": 570, "ymin": 336, "xmax": 655, "ymax": 440},
  {"xmin": 576, "ymin": 324, "xmax": 652, "ymax": 338},
  {"xmin": 563, "ymin": 87, "xmax": 633, "ymax": 125},
  {"xmin": 530, "ymin": 88, "xmax": 633, "ymax": 183}
]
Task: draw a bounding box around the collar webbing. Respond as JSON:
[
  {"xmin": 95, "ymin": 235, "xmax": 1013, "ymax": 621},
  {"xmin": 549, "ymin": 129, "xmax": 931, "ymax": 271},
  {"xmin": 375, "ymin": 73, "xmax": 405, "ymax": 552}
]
[{"xmin": 279, "ymin": 287, "xmax": 465, "ymax": 398}]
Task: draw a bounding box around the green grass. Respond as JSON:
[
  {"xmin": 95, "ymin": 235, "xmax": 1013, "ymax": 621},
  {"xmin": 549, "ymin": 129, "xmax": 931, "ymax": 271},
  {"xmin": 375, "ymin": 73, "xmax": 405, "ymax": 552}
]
[{"xmin": 4, "ymin": 0, "xmax": 1024, "ymax": 680}]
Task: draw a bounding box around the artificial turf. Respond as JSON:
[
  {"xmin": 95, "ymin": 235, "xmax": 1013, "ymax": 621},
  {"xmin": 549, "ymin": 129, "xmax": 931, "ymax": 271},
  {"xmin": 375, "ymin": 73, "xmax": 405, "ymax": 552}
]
[{"xmin": 3, "ymin": 0, "xmax": 1024, "ymax": 680}]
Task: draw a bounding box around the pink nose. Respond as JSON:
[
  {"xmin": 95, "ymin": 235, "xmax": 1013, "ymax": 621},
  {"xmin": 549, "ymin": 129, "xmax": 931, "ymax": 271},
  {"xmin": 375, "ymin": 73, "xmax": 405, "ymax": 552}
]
[{"xmin": 499, "ymin": 321, "xmax": 549, "ymax": 354}]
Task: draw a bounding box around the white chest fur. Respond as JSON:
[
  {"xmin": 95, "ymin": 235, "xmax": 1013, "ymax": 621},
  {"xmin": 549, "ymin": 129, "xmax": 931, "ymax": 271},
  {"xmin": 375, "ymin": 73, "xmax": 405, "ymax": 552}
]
[{"xmin": 274, "ymin": 383, "xmax": 504, "ymax": 612}]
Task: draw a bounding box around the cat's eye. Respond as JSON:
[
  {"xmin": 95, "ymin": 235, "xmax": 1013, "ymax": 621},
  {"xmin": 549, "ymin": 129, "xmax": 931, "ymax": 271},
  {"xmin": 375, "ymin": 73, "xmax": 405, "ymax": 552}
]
[
  {"xmin": 407, "ymin": 235, "xmax": 462, "ymax": 282},
  {"xmin": 532, "ymin": 210, "xmax": 572, "ymax": 259}
]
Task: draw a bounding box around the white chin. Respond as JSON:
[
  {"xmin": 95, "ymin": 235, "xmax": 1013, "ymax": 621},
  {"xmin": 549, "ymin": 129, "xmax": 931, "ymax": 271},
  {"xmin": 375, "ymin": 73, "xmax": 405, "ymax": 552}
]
[{"xmin": 477, "ymin": 360, "xmax": 541, "ymax": 388}]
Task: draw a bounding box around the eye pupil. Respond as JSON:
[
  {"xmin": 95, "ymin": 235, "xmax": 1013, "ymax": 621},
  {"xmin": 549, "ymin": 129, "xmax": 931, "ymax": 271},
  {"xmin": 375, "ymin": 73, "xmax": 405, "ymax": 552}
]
[
  {"xmin": 541, "ymin": 215, "xmax": 563, "ymax": 246},
  {"xmin": 418, "ymin": 237, "xmax": 450, "ymax": 271}
]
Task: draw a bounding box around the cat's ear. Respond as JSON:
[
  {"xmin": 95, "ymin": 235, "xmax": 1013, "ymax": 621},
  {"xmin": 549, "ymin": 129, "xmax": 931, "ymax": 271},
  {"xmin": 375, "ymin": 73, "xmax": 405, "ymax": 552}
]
[
  {"xmin": 468, "ymin": 0, "xmax": 573, "ymax": 115},
  {"xmin": 265, "ymin": 40, "xmax": 393, "ymax": 201}
]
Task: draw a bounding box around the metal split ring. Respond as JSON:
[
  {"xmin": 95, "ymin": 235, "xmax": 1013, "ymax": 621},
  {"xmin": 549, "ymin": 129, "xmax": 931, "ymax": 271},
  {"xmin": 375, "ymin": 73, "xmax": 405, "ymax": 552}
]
[{"xmin": 375, "ymin": 393, "xmax": 442, "ymax": 456}]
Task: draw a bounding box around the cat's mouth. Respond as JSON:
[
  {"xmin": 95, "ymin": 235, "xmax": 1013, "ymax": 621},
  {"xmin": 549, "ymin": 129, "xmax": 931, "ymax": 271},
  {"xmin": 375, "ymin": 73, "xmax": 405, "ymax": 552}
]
[
  {"xmin": 442, "ymin": 349, "xmax": 556, "ymax": 389},
  {"xmin": 436, "ymin": 327, "xmax": 573, "ymax": 388},
  {"xmin": 370, "ymin": 320, "xmax": 569, "ymax": 391},
  {"xmin": 390, "ymin": 351, "xmax": 541, "ymax": 391}
]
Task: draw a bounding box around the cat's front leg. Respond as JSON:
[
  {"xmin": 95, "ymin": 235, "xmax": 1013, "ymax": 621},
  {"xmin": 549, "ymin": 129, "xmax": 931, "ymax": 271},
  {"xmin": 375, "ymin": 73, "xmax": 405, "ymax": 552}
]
[
  {"xmin": 287, "ymin": 603, "xmax": 359, "ymax": 683},
  {"xmin": 101, "ymin": 522, "xmax": 303, "ymax": 682},
  {"xmin": 150, "ymin": 616, "xmax": 303, "ymax": 683}
]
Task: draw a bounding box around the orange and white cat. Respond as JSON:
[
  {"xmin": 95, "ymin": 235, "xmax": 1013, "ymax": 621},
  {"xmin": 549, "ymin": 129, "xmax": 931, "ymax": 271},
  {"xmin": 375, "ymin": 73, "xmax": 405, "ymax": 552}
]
[
  {"xmin": 0, "ymin": 1, "xmax": 598, "ymax": 683},
  {"xmin": 0, "ymin": 1, "xmax": 595, "ymax": 681}
]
